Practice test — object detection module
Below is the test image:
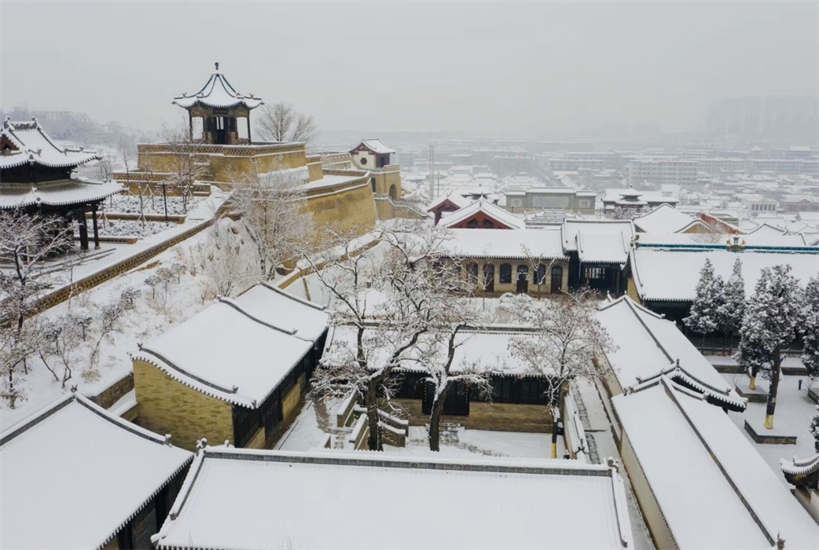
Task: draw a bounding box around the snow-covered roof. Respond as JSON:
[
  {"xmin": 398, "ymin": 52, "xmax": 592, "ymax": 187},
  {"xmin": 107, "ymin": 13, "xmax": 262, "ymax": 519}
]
[
  {"xmin": 0, "ymin": 179, "xmax": 124, "ymax": 209},
  {"xmin": 577, "ymin": 230, "xmax": 630, "ymax": 264},
  {"xmin": 0, "ymin": 118, "xmax": 100, "ymax": 170},
  {"xmin": 632, "ymin": 204, "xmax": 700, "ymax": 234},
  {"xmin": 747, "ymin": 222, "xmax": 787, "ymax": 236},
  {"xmin": 326, "ymin": 326, "xmax": 555, "ymax": 377},
  {"xmin": 562, "ymin": 219, "xmax": 634, "ymax": 253},
  {"xmin": 232, "ymin": 283, "xmax": 329, "ymax": 342},
  {"xmin": 439, "ymin": 227, "xmax": 567, "ymax": 260},
  {"xmin": 438, "ymin": 199, "xmax": 525, "ymax": 229},
  {"xmin": 613, "ymin": 378, "xmax": 818, "ymax": 549},
  {"xmin": 135, "ymin": 298, "xmax": 313, "ymax": 407},
  {"xmin": 153, "ymin": 448, "xmax": 633, "ymax": 549},
  {"xmin": 173, "ymin": 63, "xmax": 263, "ymax": 111},
  {"xmin": 630, "ymin": 247, "xmax": 819, "ymax": 302},
  {"xmin": 352, "ymin": 138, "xmax": 395, "ymax": 155},
  {"xmin": 0, "ymin": 393, "xmax": 192, "ymax": 550},
  {"xmin": 781, "ymin": 453, "xmax": 819, "ymax": 477},
  {"xmin": 634, "ymin": 232, "xmax": 809, "ymax": 248},
  {"xmin": 597, "ymin": 296, "xmax": 744, "ymax": 410},
  {"xmin": 601, "ymin": 188, "xmax": 679, "ymax": 205},
  {"xmin": 426, "ymin": 190, "xmax": 472, "ymax": 212}
]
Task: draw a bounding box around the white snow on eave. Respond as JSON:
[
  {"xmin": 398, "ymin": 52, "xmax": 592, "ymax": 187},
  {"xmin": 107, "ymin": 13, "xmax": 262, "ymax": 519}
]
[
  {"xmin": 356, "ymin": 138, "xmax": 395, "ymax": 155},
  {"xmin": 440, "ymin": 228, "xmax": 567, "ymax": 260},
  {"xmin": 631, "ymin": 248, "xmax": 819, "ymax": 302},
  {"xmin": 0, "ymin": 396, "xmax": 192, "ymax": 550},
  {"xmin": 633, "ymin": 204, "xmax": 697, "ymax": 234},
  {"xmin": 597, "ymin": 297, "xmax": 737, "ymax": 399},
  {"xmin": 232, "ymin": 284, "xmax": 328, "ymax": 342},
  {"xmin": 437, "ymin": 199, "xmax": 525, "ymax": 229},
  {"xmin": 139, "ymin": 300, "xmax": 313, "ymax": 406},
  {"xmin": 673, "ymin": 385, "xmax": 819, "ymax": 549},
  {"xmin": 155, "ymin": 450, "xmax": 627, "ymax": 549},
  {"xmin": 612, "ymin": 384, "xmax": 772, "ymax": 549}
]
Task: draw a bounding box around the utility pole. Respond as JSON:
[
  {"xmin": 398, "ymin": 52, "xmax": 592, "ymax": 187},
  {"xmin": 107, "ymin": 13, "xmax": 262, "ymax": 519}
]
[{"xmin": 428, "ymin": 144, "xmax": 435, "ymax": 200}]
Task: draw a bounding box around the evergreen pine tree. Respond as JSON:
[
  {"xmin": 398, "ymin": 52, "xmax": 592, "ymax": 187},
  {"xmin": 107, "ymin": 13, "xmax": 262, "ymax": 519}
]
[
  {"xmin": 718, "ymin": 258, "xmax": 746, "ymax": 353},
  {"xmin": 737, "ymin": 265, "xmax": 802, "ymax": 429},
  {"xmin": 811, "ymin": 412, "xmax": 819, "ymax": 453},
  {"xmin": 684, "ymin": 258, "xmax": 724, "ymax": 345},
  {"xmin": 801, "ymin": 276, "xmax": 819, "ymax": 381}
]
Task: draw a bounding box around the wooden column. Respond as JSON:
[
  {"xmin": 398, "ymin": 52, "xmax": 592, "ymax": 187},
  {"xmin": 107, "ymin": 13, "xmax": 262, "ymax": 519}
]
[
  {"xmin": 91, "ymin": 204, "xmax": 100, "ymax": 249},
  {"xmin": 78, "ymin": 211, "xmax": 89, "ymax": 251},
  {"xmin": 246, "ymin": 116, "xmax": 252, "ymax": 144},
  {"xmin": 188, "ymin": 112, "xmax": 193, "ymax": 141}
]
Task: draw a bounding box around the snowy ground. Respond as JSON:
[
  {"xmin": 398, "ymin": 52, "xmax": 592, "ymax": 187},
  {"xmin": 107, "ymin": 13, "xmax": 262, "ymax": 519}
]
[
  {"xmin": 0, "ymin": 207, "xmax": 236, "ymax": 431},
  {"xmin": 722, "ymin": 372, "xmax": 818, "ymax": 485},
  {"xmin": 277, "ymin": 396, "xmax": 565, "ymax": 458},
  {"xmin": 103, "ymin": 194, "xmax": 206, "ymax": 217},
  {"xmin": 572, "ymin": 378, "xmax": 656, "ymax": 550},
  {"xmin": 1, "ymin": 191, "xmax": 226, "ymax": 301}
]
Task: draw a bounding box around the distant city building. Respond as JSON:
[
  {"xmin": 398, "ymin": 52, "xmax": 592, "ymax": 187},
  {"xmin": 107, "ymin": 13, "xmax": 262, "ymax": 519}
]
[
  {"xmin": 503, "ymin": 187, "xmax": 596, "ymax": 215},
  {"xmin": 707, "ymin": 96, "xmax": 819, "ymax": 142},
  {"xmin": 627, "ymin": 156, "xmax": 698, "ymax": 187}
]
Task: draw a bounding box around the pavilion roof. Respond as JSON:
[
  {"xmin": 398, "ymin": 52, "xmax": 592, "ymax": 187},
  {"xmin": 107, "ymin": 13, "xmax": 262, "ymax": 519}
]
[
  {"xmin": 0, "ymin": 393, "xmax": 192, "ymax": 550},
  {"xmin": 173, "ymin": 63, "xmax": 263, "ymax": 111},
  {"xmin": 0, "ymin": 179, "xmax": 123, "ymax": 210},
  {"xmin": 0, "ymin": 118, "xmax": 100, "ymax": 171}
]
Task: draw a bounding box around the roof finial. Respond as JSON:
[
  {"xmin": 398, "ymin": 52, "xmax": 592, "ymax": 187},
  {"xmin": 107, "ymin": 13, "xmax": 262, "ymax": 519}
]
[{"xmin": 215, "ymin": 61, "xmax": 220, "ymax": 71}]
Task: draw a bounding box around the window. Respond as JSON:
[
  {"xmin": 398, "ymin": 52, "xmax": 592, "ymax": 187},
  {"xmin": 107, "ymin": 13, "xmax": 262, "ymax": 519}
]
[
  {"xmin": 466, "ymin": 263, "xmax": 479, "ymax": 283},
  {"xmin": 359, "ymin": 156, "xmax": 368, "ymax": 165},
  {"xmin": 517, "ymin": 265, "xmax": 529, "ymax": 281},
  {"xmin": 585, "ymin": 266, "xmax": 606, "ymax": 280},
  {"xmin": 536, "ymin": 264, "xmax": 547, "ymax": 285},
  {"xmin": 499, "ymin": 263, "xmax": 512, "ymax": 284}
]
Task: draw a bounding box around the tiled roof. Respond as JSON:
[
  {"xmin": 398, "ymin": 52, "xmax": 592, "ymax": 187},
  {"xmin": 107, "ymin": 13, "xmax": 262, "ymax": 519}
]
[
  {"xmin": 154, "ymin": 448, "xmax": 633, "ymax": 549},
  {"xmin": 173, "ymin": 63, "xmax": 263, "ymax": 111},
  {"xmin": 0, "ymin": 394, "xmax": 192, "ymax": 550},
  {"xmin": 0, "ymin": 118, "xmax": 100, "ymax": 170},
  {"xmin": 0, "ymin": 179, "xmax": 123, "ymax": 209}
]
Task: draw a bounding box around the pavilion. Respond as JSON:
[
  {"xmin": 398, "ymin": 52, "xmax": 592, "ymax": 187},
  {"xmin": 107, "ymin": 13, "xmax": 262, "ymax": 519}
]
[{"xmin": 0, "ymin": 117, "xmax": 123, "ymax": 250}]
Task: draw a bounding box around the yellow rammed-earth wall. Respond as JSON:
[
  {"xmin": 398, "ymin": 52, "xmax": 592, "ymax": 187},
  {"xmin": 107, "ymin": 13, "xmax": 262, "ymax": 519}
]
[{"xmin": 133, "ymin": 359, "xmax": 234, "ymax": 452}]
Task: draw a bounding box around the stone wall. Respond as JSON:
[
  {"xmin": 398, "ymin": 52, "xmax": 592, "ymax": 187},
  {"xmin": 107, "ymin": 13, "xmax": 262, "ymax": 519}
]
[
  {"xmin": 393, "ymin": 399, "xmax": 553, "ymax": 433},
  {"xmin": 304, "ymin": 178, "xmax": 377, "ymax": 233},
  {"xmin": 133, "ymin": 359, "xmax": 234, "ymax": 452},
  {"xmin": 282, "ymin": 373, "xmax": 307, "ymax": 420}
]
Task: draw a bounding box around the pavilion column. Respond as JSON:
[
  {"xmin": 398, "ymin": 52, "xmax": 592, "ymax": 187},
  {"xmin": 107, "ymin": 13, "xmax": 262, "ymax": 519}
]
[
  {"xmin": 188, "ymin": 112, "xmax": 193, "ymax": 142},
  {"xmin": 78, "ymin": 211, "xmax": 89, "ymax": 251},
  {"xmin": 246, "ymin": 116, "xmax": 252, "ymax": 144},
  {"xmin": 91, "ymin": 204, "xmax": 100, "ymax": 249}
]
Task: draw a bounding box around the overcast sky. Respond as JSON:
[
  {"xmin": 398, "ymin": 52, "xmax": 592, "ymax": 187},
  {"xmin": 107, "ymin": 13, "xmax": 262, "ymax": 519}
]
[{"xmin": 1, "ymin": 1, "xmax": 816, "ymax": 137}]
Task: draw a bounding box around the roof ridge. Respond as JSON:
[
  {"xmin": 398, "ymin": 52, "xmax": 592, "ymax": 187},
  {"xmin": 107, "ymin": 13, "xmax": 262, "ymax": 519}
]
[{"xmin": 661, "ymin": 377, "xmax": 779, "ymax": 546}]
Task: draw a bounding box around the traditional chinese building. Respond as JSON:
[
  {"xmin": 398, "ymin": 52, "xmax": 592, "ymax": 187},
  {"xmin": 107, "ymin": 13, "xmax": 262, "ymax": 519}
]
[
  {"xmin": 0, "ymin": 118, "xmax": 123, "ymax": 250},
  {"xmin": 115, "ymin": 63, "xmax": 378, "ymax": 232}
]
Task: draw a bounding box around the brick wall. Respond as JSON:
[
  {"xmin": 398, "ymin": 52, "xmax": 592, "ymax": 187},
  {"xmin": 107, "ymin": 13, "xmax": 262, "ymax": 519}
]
[
  {"xmin": 133, "ymin": 359, "xmax": 234, "ymax": 452},
  {"xmin": 393, "ymin": 399, "xmax": 553, "ymax": 433}
]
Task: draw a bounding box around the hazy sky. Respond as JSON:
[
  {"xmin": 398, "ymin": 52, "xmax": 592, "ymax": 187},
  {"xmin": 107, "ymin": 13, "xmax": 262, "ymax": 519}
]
[{"xmin": 1, "ymin": 1, "xmax": 817, "ymax": 137}]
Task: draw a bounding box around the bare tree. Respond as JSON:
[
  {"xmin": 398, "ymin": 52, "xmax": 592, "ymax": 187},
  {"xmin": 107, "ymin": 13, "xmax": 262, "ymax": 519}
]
[
  {"xmin": 418, "ymin": 326, "xmax": 491, "ymax": 452},
  {"xmin": 306, "ymin": 222, "xmax": 463, "ymax": 450},
  {"xmin": 191, "ymin": 219, "xmax": 260, "ymax": 297},
  {"xmin": 159, "ymin": 117, "xmax": 207, "ymax": 212},
  {"xmin": 521, "ymin": 244, "xmax": 556, "ymax": 300},
  {"xmin": 231, "ymin": 166, "xmax": 312, "ymax": 280},
  {"xmin": 0, "ymin": 211, "xmax": 74, "ymax": 407},
  {"xmin": 505, "ymin": 291, "xmax": 616, "ymax": 458},
  {"xmin": 256, "ymin": 102, "xmax": 318, "ymax": 145}
]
